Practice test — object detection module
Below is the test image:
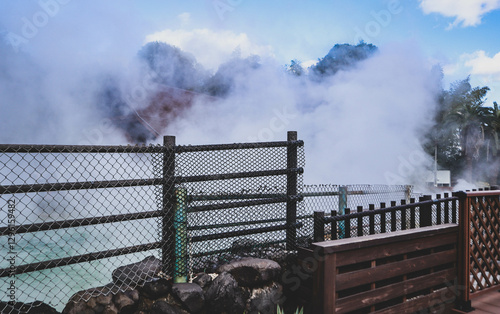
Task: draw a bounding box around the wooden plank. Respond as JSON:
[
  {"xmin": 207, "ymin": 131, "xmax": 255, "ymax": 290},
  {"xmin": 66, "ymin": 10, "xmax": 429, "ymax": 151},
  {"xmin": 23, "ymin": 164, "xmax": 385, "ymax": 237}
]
[
  {"xmin": 335, "ymin": 268, "xmax": 456, "ymax": 313},
  {"xmin": 312, "ymin": 224, "xmax": 458, "ymax": 255},
  {"xmin": 336, "ymin": 249, "xmax": 457, "ymax": 290},
  {"xmin": 336, "ymin": 231, "xmax": 457, "ymax": 267},
  {"xmin": 323, "ymin": 254, "xmax": 337, "ymax": 311},
  {"xmin": 373, "ymin": 287, "xmax": 454, "ymax": 314}
]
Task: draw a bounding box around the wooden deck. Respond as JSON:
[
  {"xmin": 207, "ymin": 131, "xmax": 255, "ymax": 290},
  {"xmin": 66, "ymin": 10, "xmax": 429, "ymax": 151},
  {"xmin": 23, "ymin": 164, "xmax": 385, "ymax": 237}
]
[{"xmin": 452, "ymin": 290, "xmax": 500, "ymax": 314}]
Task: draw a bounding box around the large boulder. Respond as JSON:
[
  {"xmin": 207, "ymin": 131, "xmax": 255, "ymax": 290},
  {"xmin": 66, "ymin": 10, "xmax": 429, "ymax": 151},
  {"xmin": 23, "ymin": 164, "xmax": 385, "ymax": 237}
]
[
  {"xmin": 205, "ymin": 272, "xmax": 245, "ymax": 314},
  {"xmin": 172, "ymin": 283, "xmax": 204, "ymax": 313},
  {"xmin": 217, "ymin": 258, "xmax": 281, "ymax": 287},
  {"xmin": 112, "ymin": 256, "xmax": 161, "ymax": 286},
  {"xmin": 246, "ymin": 282, "xmax": 284, "ymax": 314}
]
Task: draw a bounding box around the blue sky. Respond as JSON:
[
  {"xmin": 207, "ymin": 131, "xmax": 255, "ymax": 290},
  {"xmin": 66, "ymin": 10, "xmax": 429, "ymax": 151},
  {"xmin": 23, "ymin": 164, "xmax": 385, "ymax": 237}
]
[
  {"xmin": 2, "ymin": 0, "xmax": 500, "ymax": 101},
  {"xmin": 137, "ymin": 0, "xmax": 500, "ymax": 103},
  {"xmin": 2, "ymin": 0, "xmax": 500, "ymax": 182}
]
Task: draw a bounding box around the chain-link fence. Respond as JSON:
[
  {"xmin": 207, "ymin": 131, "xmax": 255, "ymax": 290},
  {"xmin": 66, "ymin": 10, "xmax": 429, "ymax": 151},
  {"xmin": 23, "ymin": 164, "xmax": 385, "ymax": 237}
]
[
  {"xmin": 0, "ymin": 132, "xmax": 305, "ymax": 312},
  {"xmin": 309, "ymin": 191, "xmax": 459, "ymax": 243},
  {"xmin": 0, "ymin": 144, "xmax": 164, "ymax": 313},
  {"xmin": 170, "ymin": 133, "xmax": 305, "ymax": 276},
  {"xmin": 1, "ymin": 133, "xmax": 439, "ymax": 312}
]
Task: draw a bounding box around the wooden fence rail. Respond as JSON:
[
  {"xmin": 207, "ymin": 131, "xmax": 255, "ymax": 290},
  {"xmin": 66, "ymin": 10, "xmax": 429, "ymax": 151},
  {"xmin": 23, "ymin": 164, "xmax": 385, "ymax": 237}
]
[{"xmin": 300, "ymin": 224, "xmax": 459, "ymax": 313}]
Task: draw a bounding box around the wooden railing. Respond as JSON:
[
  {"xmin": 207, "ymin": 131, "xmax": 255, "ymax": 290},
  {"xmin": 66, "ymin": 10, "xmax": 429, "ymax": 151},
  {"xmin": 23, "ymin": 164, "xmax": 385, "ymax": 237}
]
[
  {"xmin": 299, "ymin": 224, "xmax": 459, "ymax": 313},
  {"xmin": 457, "ymin": 190, "xmax": 500, "ymax": 311}
]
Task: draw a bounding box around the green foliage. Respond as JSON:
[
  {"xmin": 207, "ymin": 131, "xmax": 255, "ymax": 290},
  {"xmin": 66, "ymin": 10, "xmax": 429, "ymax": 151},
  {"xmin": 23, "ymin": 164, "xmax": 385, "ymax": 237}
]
[
  {"xmin": 424, "ymin": 76, "xmax": 499, "ymax": 184},
  {"xmin": 276, "ymin": 305, "xmax": 304, "ymax": 314},
  {"xmin": 138, "ymin": 41, "xmax": 207, "ymax": 91},
  {"xmin": 310, "ymin": 42, "xmax": 377, "ymax": 78}
]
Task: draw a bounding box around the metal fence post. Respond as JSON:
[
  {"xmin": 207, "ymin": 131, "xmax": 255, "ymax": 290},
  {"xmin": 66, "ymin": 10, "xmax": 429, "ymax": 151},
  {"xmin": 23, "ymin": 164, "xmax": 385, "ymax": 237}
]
[
  {"xmin": 286, "ymin": 131, "xmax": 298, "ymax": 251},
  {"xmin": 163, "ymin": 135, "xmax": 176, "ymax": 278},
  {"xmin": 174, "ymin": 188, "xmax": 187, "ymax": 283},
  {"xmin": 338, "ymin": 186, "xmax": 347, "ymax": 239}
]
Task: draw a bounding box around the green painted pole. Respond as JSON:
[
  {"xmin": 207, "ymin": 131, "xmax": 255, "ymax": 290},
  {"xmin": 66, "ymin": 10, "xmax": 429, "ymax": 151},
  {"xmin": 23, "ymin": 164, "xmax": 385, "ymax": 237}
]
[
  {"xmin": 174, "ymin": 187, "xmax": 188, "ymax": 283},
  {"xmin": 338, "ymin": 186, "xmax": 347, "ymax": 239}
]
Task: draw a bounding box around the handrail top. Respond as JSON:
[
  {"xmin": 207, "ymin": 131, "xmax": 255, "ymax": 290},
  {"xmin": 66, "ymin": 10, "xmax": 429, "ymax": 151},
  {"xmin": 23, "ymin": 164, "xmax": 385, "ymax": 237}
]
[
  {"xmin": 311, "ymin": 224, "xmax": 458, "ymax": 254},
  {"xmin": 455, "ymin": 190, "xmax": 500, "ymax": 198}
]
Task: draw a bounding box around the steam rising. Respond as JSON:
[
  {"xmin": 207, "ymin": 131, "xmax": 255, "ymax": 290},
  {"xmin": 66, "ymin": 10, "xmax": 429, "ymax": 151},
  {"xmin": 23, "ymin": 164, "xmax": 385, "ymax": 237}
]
[{"xmin": 0, "ymin": 2, "xmax": 441, "ymax": 185}]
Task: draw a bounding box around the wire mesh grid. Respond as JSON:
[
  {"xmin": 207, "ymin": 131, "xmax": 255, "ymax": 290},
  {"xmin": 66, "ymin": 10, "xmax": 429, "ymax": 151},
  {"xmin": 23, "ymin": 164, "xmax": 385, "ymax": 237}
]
[
  {"xmin": 302, "ymin": 184, "xmax": 423, "ymax": 243},
  {"xmin": 0, "ymin": 145, "xmax": 163, "ymax": 313},
  {"xmin": 173, "ymin": 143, "xmax": 305, "ymax": 275}
]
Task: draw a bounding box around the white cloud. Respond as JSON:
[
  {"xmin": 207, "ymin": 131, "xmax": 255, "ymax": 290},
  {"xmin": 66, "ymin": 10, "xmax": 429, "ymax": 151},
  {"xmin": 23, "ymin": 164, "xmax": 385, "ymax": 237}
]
[
  {"xmin": 419, "ymin": 0, "xmax": 500, "ymax": 28},
  {"xmin": 144, "ymin": 28, "xmax": 274, "ymax": 70},
  {"xmin": 464, "ymin": 50, "xmax": 500, "ymax": 79}
]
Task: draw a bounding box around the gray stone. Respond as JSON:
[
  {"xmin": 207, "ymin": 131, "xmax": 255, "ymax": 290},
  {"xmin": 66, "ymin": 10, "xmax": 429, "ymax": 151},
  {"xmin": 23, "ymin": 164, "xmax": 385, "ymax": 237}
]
[
  {"xmin": 1, "ymin": 301, "xmax": 60, "ymax": 314},
  {"xmin": 205, "ymin": 272, "xmax": 245, "ymax": 314},
  {"xmin": 140, "ymin": 278, "xmax": 172, "ymax": 299},
  {"xmin": 113, "ymin": 291, "xmax": 136, "ymax": 313},
  {"xmin": 151, "ymin": 300, "xmax": 188, "ymax": 314},
  {"xmin": 172, "ymin": 283, "xmax": 205, "ymax": 313},
  {"xmin": 217, "ymin": 258, "xmax": 281, "ymax": 287},
  {"xmin": 63, "ymin": 283, "xmax": 118, "ymax": 314},
  {"xmin": 112, "ymin": 256, "xmax": 161, "ymax": 286},
  {"xmin": 192, "ymin": 273, "xmax": 212, "ymax": 290},
  {"xmin": 246, "ymin": 282, "xmax": 284, "ymax": 314}
]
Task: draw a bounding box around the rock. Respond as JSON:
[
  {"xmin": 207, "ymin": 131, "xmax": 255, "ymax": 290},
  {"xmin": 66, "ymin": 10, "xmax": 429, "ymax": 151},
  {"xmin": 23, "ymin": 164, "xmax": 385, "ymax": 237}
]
[
  {"xmin": 192, "ymin": 273, "xmax": 212, "ymax": 290},
  {"xmin": 102, "ymin": 303, "xmax": 118, "ymax": 314},
  {"xmin": 172, "ymin": 283, "xmax": 205, "ymax": 313},
  {"xmin": 1, "ymin": 301, "xmax": 60, "ymax": 314},
  {"xmin": 205, "ymin": 272, "xmax": 245, "ymax": 314},
  {"xmin": 246, "ymin": 282, "xmax": 284, "ymax": 314},
  {"xmin": 113, "ymin": 291, "xmax": 136, "ymax": 313},
  {"xmin": 217, "ymin": 258, "xmax": 281, "ymax": 287},
  {"xmin": 151, "ymin": 300, "xmax": 188, "ymax": 314},
  {"xmin": 112, "ymin": 256, "xmax": 161, "ymax": 286},
  {"xmin": 63, "ymin": 284, "xmax": 117, "ymax": 314},
  {"xmin": 140, "ymin": 278, "xmax": 172, "ymax": 299}
]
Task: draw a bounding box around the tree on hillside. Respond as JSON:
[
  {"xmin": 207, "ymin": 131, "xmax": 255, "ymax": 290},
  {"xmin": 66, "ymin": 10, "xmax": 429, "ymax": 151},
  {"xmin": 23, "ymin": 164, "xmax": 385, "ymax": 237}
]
[
  {"xmin": 286, "ymin": 59, "xmax": 304, "ymax": 76},
  {"xmin": 138, "ymin": 42, "xmax": 207, "ymax": 91},
  {"xmin": 202, "ymin": 55, "xmax": 261, "ymax": 97},
  {"xmin": 310, "ymin": 42, "xmax": 377, "ymax": 78}
]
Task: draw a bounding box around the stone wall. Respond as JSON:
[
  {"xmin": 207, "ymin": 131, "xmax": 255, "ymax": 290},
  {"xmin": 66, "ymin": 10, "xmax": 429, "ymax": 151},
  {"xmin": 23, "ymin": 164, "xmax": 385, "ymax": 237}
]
[{"xmin": 60, "ymin": 256, "xmax": 290, "ymax": 314}]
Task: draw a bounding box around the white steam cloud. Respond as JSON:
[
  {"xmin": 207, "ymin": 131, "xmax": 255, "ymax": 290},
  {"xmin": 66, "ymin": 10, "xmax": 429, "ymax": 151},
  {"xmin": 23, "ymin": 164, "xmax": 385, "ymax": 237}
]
[
  {"xmin": 163, "ymin": 43, "xmax": 440, "ymax": 185},
  {"xmin": 0, "ymin": 2, "xmax": 441, "ymax": 185}
]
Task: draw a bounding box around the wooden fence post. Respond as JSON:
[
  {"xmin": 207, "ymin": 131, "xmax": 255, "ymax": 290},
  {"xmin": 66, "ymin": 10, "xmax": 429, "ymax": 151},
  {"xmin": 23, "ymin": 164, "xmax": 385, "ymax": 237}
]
[
  {"xmin": 457, "ymin": 191, "xmax": 473, "ymax": 311},
  {"xmin": 286, "ymin": 131, "xmax": 298, "ymax": 251},
  {"xmin": 314, "ymin": 211, "xmax": 325, "ymax": 242},
  {"xmin": 419, "ymin": 195, "xmax": 432, "ymax": 227},
  {"xmin": 162, "ymin": 135, "xmax": 176, "ymax": 278}
]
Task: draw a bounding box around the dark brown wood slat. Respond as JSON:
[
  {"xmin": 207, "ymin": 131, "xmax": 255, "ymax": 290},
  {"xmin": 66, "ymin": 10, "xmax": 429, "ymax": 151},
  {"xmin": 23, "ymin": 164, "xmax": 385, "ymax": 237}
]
[
  {"xmin": 335, "ymin": 231, "xmax": 457, "ymax": 267},
  {"xmin": 372, "ymin": 287, "xmax": 453, "ymax": 314},
  {"xmin": 469, "ymin": 236, "xmax": 488, "ymax": 291},
  {"xmin": 336, "ymin": 249, "xmax": 457, "ymax": 291},
  {"xmin": 335, "ymin": 268, "xmax": 456, "ymax": 313},
  {"xmin": 313, "ymin": 224, "xmax": 458, "ymax": 255}
]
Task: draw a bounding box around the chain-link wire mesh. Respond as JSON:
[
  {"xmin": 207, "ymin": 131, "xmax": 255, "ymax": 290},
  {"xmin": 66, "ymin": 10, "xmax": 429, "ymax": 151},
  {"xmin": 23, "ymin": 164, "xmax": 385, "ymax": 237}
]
[
  {"xmin": 0, "ymin": 145, "xmax": 163, "ymax": 313},
  {"xmin": 306, "ymin": 189, "xmax": 458, "ymax": 243},
  {"xmin": 171, "ymin": 141, "xmax": 305, "ymax": 275}
]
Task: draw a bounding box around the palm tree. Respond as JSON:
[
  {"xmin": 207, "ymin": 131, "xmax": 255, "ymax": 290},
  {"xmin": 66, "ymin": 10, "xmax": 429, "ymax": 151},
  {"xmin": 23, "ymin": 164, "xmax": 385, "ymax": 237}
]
[
  {"xmin": 483, "ymin": 101, "xmax": 500, "ymax": 183},
  {"xmin": 443, "ymin": 78, "xmax": 490, "ymax": 182}
]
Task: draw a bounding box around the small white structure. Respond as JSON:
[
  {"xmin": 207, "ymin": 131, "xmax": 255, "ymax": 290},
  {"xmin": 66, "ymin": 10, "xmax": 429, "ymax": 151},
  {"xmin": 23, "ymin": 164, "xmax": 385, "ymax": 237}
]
[{"xmin": 426, "ymin": 170, "xmax": 451, "ymax": 187}]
